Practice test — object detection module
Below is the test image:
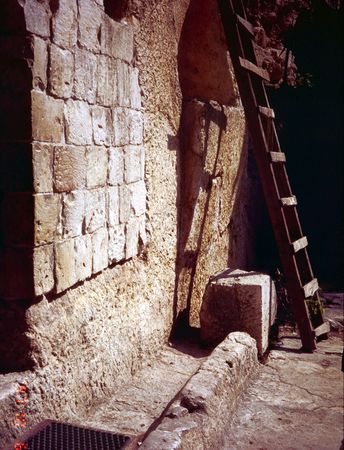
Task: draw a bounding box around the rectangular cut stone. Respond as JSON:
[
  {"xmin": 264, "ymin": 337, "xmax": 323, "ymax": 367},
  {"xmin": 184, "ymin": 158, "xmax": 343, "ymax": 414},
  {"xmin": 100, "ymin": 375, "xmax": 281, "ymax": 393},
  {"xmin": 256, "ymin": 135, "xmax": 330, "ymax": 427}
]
[
  {"xmin": 62, "ymin": 191, "xmax": 85, "ymax": 238},
  {"xmin": 34, "ymin": 193, "xmax": 61, "ymax": 245},
  {"xmin": 32, "ymin": 36, "xmax": 48, "ymax": 90},
  {"xmin": 119, "ymin": 184, "xmax": 131, "ymax": 224},
  {"xmin": 24, "ymin": 0, "xmax": 51, "ymax": 38},
  {"xmin": 54, "ymin": 145, "xmax": 86, "ymax": 192},
  {"xmin": 33, "ymin": 244, "xmax": 55, "ymax": 296},
  {"xmin": 101, "ymin": 15, "xmax": 134, "ymax": 63},
  {"xmin": 108, "ymin": 224, "xmax": 125, "ymax": 263},
  {"xmin": 129, "ymin": 180, "xmax": 146, "ymax": 216},
  {"xmin": 124, "ymin": 146, "xmax": 143, "ymax": 183},
  {"xmin": 91, "ymin": 106, "xmax": 112, "ymax": 146},
  {"xmin": 32, "ymin": 91, "xmax": 64, "ymax": 143},
  {"xmin": 130, "ymin": 67, "xmax": 141, "ymax": 109},
  {"xmin": 78, "ymin": 0, "xmax": 102, "ymax": 52},
  {"xmin": 97, "ymin": 55, "xmax": 116, "ymax": 107},
  {"xmin": 200, "ymin": 269, "xmax": 277, "ymax": 356},
  {"xmin": 108, "ymin": 147, "xmax": 124, "ymax": 186},
  {"xmin": 125, "ymin": 218, "xmax": 139, "ymax": 259},
  {"xmin": 92, "ymin": 228, "xmax": 108, "ymax": 273},
  {"xmin": 129, "ymin": 110, "xmax": 143, "ymax": 145},
  {"xmin": 65, "ymin": 99, "xmax": 93, "ymax": 145},
  {"xmin": 116, "ymin": 61, "xmax": 131, "ymax": 107},
  {"xmin": 112, "ymin": 108, "xmax": 130, "ymax": 146},
  {"xmin": 74, "ymin": 48, "xmax": 98, "ymax": 104},
  {"xmin": 86, "ymin": 146, "xmax": 108, "ymax": 188},
  {"xmin": 33, "ymin": 142, "xmax": 53, "ymax": 193},
  {"xmin": 74, "ymin": 234, "xmax": 92, "ymax": 281},
  {"xmin": 108, "ymin": 186, "xmax": 119, "ymax": 226},
  {"xmin": 49, "ymin": 44, "xmax": 74, "ymax": 99},
  {"xmin": 55, "ymin": 239, "xmax": 77, "ymax": 293},
  {"xmin": 51, "ymin": 0, "xmax": 78, "ymax": 49},
  {"xmin": 85, "ymin": 189, "xmax": 106, "ymax": 233}
]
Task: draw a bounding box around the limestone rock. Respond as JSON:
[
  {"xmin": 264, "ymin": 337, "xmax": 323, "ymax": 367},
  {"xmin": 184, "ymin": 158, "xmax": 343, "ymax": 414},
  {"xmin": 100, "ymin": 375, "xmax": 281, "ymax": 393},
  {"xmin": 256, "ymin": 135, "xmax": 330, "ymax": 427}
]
[
  {"xmin": 32, "ymin": 91, "xmax": 64, "ymax": 143},
  {"xmin": 51, "ymin": 0, "xmax": 78, "ymax": 49},
  {"xmin": 78, "ymin": 0, "xmax": 102, "ymax": 52},
  {"xmin": 49, "ymin": 44, "xmax": 74, "ymax": 99},
  {"xmin": 34, "ymin": 193, "xmax": 60, "ymax": 245},
  {"xmin": 91, "ymin": 106, "xmax": 112, "ymax": 146},
  {"xmin": 62, "ymin": 191, "xmax": 85, "ymax": 238},
  {"xmin": 97, "ymin": 55, "xmax": 116, "ymax": 107},
  {"xmin": 85, "ymin": 189, "xmax": 106, "ymax": 233},
  {"xmin": 74, "ymin": 48, "xmax": 98, "ymax": 104},
  {"xmin": 124, "ymin": 146, "xmax": 144, "ymax": 183},
  {"xmin": 92, "ymin": 228, "xmax": 108, "ymax": 273},
  {"xmin": 32, "ymin": 36, "xmax": 48, "ymax": 90},
  {"xmin": 32, "ymin": 143, "xmax": 53, "ymax": 193},
  {"xmin": 64, "ymin": 99, "xmax": 93, "ymax": 145},
  {"xmin": 74, "ymin": 234, "xmax": 92, "ymax": 281},
  {"xmin": 86, "ymin": 146, "xmax": 108, "ymax": 188},
  {"xmin": 108, "ymin": 224, "xmax": 125, "ymax": 263},
  {"xmin": 108, "ymin": 147, "xmax": 124, "ymax": 186},
  {"xmin": 55, "ymin": 239, "xmax": 77, "ymax": 293},
  {"xmin": 107, "ymin": 186, "xmax": 119, "ymax": 227},
  {"xmin": 54, "ymin": 145, "xmax": 86, "ymax": 192},
  {"xmin": 33, "ymin": 244, "xmax": 55, "ymax": 296},
  {"xmin": 100, "ymin": 15, "xmax": 134, "ymax": 63}
]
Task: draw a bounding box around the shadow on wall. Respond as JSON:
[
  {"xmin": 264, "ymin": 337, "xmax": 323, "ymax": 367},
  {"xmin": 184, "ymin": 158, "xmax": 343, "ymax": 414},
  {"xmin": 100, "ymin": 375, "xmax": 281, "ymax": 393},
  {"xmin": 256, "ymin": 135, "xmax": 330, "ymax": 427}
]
[{"xmin": 0, "ymin": 0, "xmax": 35, "ymax": 372}]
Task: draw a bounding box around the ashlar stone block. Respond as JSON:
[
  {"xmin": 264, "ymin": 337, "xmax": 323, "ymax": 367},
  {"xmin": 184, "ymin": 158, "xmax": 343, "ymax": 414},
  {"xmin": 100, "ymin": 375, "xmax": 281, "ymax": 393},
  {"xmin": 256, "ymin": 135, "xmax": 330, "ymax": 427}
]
[
  {"xmin": 97, "ymin": 55, "xmax": 116, "ymax": 107},
  {"xmin": 112, "ymin": 108, "xmax": 130, "ymax": 146},
  {"xmin": 116, "ymin": 60, "xmax": 131, "ymax": 108},
  {"xmin": 32, "ymin": 91, "xmax": 64, "ymax": 143},
  {"xmin": 91, "ymin": 106, "xmax": 112, "ymax": 146},
  {"xmin": 128, "ymin": 110, "xmax": 143, "ymax": 145},
  {"xmin": 124, "ymin": 146, "xmax": 144, "ymax": 183},
  {"xmin": 92, "ymin": 228, "xmax": 108, "ymax": 274},
  {"xmin": 54, "ymin": 145, "xmax": 86, "ymax": 192},
  {"xmin": 108, "ymin": 186, "xmax": 119, "ymax": 227},
  {"xmin": 65, "ymin": 99, "xmax": 93, "ymax": 145},
  {"xmin": 108, "ymin": 224, "xmax": 125, "ymax": 263},
  {"xmin": 125, "ymin": 218, "xmax": 139, "ymax": 259},
  {"xmin": 32, "ymin": 36, "xmax": 48, "ymax": 90},
  {"xmin": 33, "ymin": 142, "xmax": 53, "ymax": 193},
  {"xmin": 51, "ymin": 0, "xmax": 78, "ymax": 49},
  {"xmin": 85, "ymin": 189, "xmax": 106, "ymax": 233},
  {"xmin": 49, "ymin": 44, "xmax": 74, "ymax": 99},
  {"xmin": 74, "ymin": 48, "xmax": 98, "ymax": 104},
  {"xmin": 24, "ymin": 0, "xmax": 51, "ymax": 38},
  {"xmin": 55, "ymin": 239, "xmax": 77, "ymax": 293},
  {"xmin": 34, "ymin": 193, "xmax": 61, "ymax": 245},
  {"xmin": 200, "ymin": 269, "xmax": 277, "ymax": 356},
  {"xmin": 74, "ymin": 234, "xmax": 92, "ymax": 281},
  {"xmin": 119, "ymin": 184, "xmax": 131, "ymax": 224},
  {"xmin": 108, "ymin": 147, "xmax": 124, "ymax": 186},
  {"xmin": 128, "ymin": 180, "xmax": 146, "ymax": 216},
  {"xmin": 86, "ymin": 146, "xmax": 108, "ymax": 188},
  {"xmin": 101, "ymin": 15, "xmax": 134, "ymax": 63},
  {"xmin": 130, "ymin": 67, "xmax": 141, "ymax": 109},
  {"xmin": 62, "ymin": 191, "xmax": 85, "ymax": 238},
  {"xmin": 78, "ymin": 0, "xmax": 102, "ymax": 52},
  {"xmin": 33, "ymin": 244, "xmax": 55, "ymax": 296}
]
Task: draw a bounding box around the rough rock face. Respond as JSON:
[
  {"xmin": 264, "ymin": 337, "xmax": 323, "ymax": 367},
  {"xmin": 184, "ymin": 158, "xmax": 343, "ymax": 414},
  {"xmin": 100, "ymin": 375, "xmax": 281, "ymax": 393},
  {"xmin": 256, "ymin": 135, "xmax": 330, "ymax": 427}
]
[{"xmin": 0, "ymin": 0, "xmax": 263, "ymax": 446}]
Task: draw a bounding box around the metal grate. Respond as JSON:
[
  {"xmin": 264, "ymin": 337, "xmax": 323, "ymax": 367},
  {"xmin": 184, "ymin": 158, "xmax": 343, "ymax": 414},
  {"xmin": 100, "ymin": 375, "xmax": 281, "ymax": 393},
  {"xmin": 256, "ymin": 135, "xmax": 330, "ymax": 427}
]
[{"xmin": 24, "ymin": 421, "xmax": 131, "ymax": 450}]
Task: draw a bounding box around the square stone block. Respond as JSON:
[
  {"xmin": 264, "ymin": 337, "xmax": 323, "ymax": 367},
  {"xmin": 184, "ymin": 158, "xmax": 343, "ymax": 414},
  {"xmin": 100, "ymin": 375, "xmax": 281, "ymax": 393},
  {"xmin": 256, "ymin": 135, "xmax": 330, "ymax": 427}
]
[{"xmin": 200, "ymin": 269, "xmax": 277, "ymax": 355}]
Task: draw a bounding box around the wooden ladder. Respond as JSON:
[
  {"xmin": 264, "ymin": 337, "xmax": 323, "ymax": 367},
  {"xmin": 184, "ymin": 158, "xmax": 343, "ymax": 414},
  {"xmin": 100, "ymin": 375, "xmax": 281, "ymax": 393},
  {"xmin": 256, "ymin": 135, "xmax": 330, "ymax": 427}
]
[{"xmin": 218, "ymin": 0, "xmax": 329, "ymax": 351}]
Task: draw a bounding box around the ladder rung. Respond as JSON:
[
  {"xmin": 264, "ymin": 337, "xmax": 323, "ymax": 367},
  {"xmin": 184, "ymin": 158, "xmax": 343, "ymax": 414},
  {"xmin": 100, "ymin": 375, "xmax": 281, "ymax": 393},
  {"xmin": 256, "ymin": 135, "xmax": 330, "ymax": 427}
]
[
  {"xmin": 303, "ymin": 278, "xmax": 319, "ymax": 298},
  {"xmin": 239, "ymin": 57, "xmax": 270, "ymax": 82},
  {"xmin": 292, "ymin": 236, "xmax": 308, "ymax": 253},
  {"xmin": 280, "ymin": 196, "xmax": 297, "ymax": 206},
  {"xmin": 258, "ymin": 106, "xmax": 275, "ymax": 119},
  {"xmin": 236, "ymin": 14, "xmax": 255, "ymax": 38},
  {"xmin": 270, "ymin": 152, "xmax": 286, "ymax": 163},
  {"xmin": 314, "ymin": 322, "xmax": 330, "ymax": 337}
]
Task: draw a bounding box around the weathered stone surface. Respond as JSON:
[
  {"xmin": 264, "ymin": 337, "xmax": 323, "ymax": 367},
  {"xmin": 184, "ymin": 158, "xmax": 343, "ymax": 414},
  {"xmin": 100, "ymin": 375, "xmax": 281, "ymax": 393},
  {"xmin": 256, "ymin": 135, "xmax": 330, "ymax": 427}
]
[
  {"xmin": 85, "ymin": 189, "xmax": 106, "ymax": 233},
  {"xmin": 129, "ymin": 110, "xmax": 143, "ymax": 145},
  {"xmin": 124, "ymin": 146, "xmax": 143, "ymax": 183},
  {"xmin": 108, "ymin": 147, "xmax": 124, "ymax": 186},
  {"xmin": 55, "ymin": 239, "xmax": 77, "ymax": 293},
  {"xmin": 24, "ymin": 0, "xmax": 51, "ymax": 38},
  {"xmin": 86, "ymin": 146, "xmax": 108, "ymax": 188},
  {"xmin": 112, "ymin": 107, "xmax": 129, "ymax": 146},
  {"xmin": 119, "ymin": 184, "xmax": 131, "ymax": 224},
  {"xmin": 64, "ymin": 99, "xmax": 93, "ymax": 145},
  {"xmin": 32, "ymin": 36, "xmax": 48, "ymax": 90},
  {"xmin": 51, "ymin": 0, "xmax": 78, "ymax": 49},
  {"xmin": 78, "ymin": 0, "xmax": 102, "ymax": 52},
  {"xmin": 33, "ymin": 244, "xmax": 55, "ymax": 295},
  {"xmin": 200, "ymin": 269, "xmax": 277, "ymax": 355},
  {"xmin": 107, "ymin": 186, "xmax": 119, "ymax": 227},
  {"xmin": 74, "ymin": 234, "xmax": 92, "ymax": 281},
  {"xmin": 33, "ymin": 143, "xmax": 53, "ymax": 193},
  {"xmin": 130, "ymin": 67, "xmax": 141, "ymax": 109},
  {"xmin": 116, "ymin": 61, "xmax": 131, "ymax": 108},
  {"xmin": 96, "ymin": 55, "xmax": 116, "ymax": 107},
  {"xmin": 101, "ymin": 16, "xmax": 134, "ymax": 63},
  {"xmin": 34, "ymin": 193, "xmax": 60, "ymax": 245},
  {"xmin": 49, "ymin": 44, "xmax": 74, "ymax": 99},
  {"xmin": 54, "ymin": 145, "xmax": 86, "ymax": 192},
  {"xmin": 74, "ymin": 48, "xmax": 98, "ymax": 104},
  {"xmin": 62, "ymin": 191, "xmax": 85, "ymax": 238},
  {"xmin": 32, "ymin": 91, "xmax": 64, "ymax": 143},
  {"xmin": 92, "ymin": 228, "xmax": 108, "ymax": 273},
  {"xmin": 108, "ymin": 224, "xmax": 125, "ymax": 263},
  {"xmin": 125, "ymin": 218, "xmax": 139, "ymax": 259},
  {"xmin": 91, "ymin": 106, "xmax": 112, "ymax": 146},
  {"xmin": 129, "ymin": 180, "xmax": 146, "ymax": 217}
]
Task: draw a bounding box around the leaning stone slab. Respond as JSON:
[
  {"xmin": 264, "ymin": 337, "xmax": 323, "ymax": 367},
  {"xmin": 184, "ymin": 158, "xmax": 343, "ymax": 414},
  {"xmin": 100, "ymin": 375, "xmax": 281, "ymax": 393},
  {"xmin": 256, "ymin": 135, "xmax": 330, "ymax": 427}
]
[{"xmin": 200, "ymin": 268, "xmax": 277, "ymax": 356}]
